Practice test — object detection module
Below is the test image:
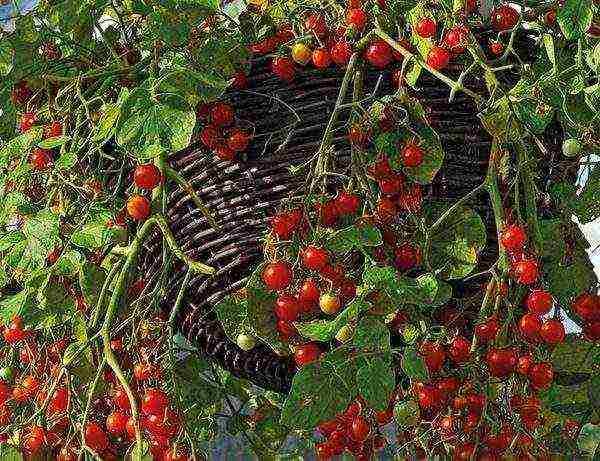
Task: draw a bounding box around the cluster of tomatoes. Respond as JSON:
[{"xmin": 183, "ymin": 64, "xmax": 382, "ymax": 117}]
[
  {"xmin": 125, "ymin": 163, "xmax": 163, "ymax": 222},
  {"xmin": 197, "ymin": 101, "xmax": 253, "ymax": 162},
  {"xmin": 0, "ymin": 313, "xmax": 191, "ymax": 460},
  {"xmin": 15, "ymin": 107, "xmax": 159, "ymax": 226},
  {"xmin": 315, "ymin": 395, "xmax": 394, "ymax": 460},
  {"xmin": 257, "ymin": 191, "xmax": 363, "ymax": 361},
  {"xmin": 246, "ymin": 0, "xmax": 531, "ymax": 86}
]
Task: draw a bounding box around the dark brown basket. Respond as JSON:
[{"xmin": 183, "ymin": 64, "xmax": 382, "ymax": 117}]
[{"xmin": 139, "ymin": 45, "xmax": 564, "ymax": 393}]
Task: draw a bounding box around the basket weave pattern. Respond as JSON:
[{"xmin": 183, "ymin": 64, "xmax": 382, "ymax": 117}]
[{"xmin": 139, "ymin": 56, "xmax": 561, "ymax": 393}]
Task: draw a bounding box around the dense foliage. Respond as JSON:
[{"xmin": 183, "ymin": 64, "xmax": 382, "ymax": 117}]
[{"xmin": 0, "ymin": 0, "xmax": 599, "ymax": 459}]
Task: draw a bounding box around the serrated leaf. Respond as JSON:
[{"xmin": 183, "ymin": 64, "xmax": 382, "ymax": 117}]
[
  {"xmin": 0, "ymin": 127, "xmax": 43, "ymax": 167},
  {"xmin": 72, "ymin": 221, "xmax": 121, "ymax": 249},
  {"xmin": 543, "ymin": 254, "xmax": 597, "ymax": 309},
  {"xmin": 401, "ymin": 347, "xmax": 428, "ymax": 381},
  {"xmin": 407, "ymin": 3, "xmax": 433, "ymax": 60},
  {"xmin": 384, "ymin": 95, "xmax": 444, "ymax": 185},
  {"xmin": 511, "ymin": 98, "xmax": 554, "ymax": 134},
  {"xmin": 0, "ymin": 290, "xmax": 34, "ymax": 325},
  {"xmin": 427, "ymin": 206, "xmax": 486, "ymax": 279},
  {"xmin": 173, "ymin": 355, "xmax": 221, "ymax": 412},
  {"xmin": 215, "ymin": 267, "xmax": 288, "ymax": 354},
  {"xmin": 480, "ymin": 97, "xmax": 520, "ymax": 142},
  {"xmin": 353, "ymin": 318, "xmax": 394, "ymax": 411},
  {"xmin": 93, "ymin": 102, "xmax": 124, "ymax": 143},
  {"xmin": 362, "ymin": 265, "xmax": 397, "ymax": 286},
  {"xmin": 53, "ymin": 250, "xmax": 84, "ymax": 277},
  {"xmin": 557, "ymin": 0, "xmax": 593, "ymax": 41},
  {"xmin": 294, "ymin": 298, "xmax": 371, "ymax": 342},
  {"xmin": 574, "ymin": 165, "xmax": 600, "ymax": 224},
  {"xmin": 280, "ymin": 348, "xmax": 358, "ymax": 430}
]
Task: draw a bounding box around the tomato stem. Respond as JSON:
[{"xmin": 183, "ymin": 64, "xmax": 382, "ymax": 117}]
[{"xmin": 374, "ymin": 29, "xmax": 485, "ymax": 105}]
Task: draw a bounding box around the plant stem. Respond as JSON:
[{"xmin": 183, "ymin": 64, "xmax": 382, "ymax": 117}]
[
  {"xmin": 429, "ymin": 183, "xmax": 486, "ymax": 234},
  {"xmin": 309, "ymin": 53, "xmax": 359, "ymax": 193},
  {"xmin": 374, "ymin": 29, "xmax": 485, "ymax": 105},
  {"xmin": 485, "ymin": 144, "xmax": 507, "ymax": 267},
  {"xmin": 165, "ymin": 167, "xmax": 220, "ymax": 229},
  {"xmin": 514, "ymin": 140, "xmax": 543, "ymax": 254},
  {"xmin": 98, "ymin": 214, "xmax": 215, "ymax": 460}
]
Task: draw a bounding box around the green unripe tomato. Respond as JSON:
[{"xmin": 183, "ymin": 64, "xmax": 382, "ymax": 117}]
[
  {"xmin": 0, "ymin": 367, "xmax": 13, "ymax": 382},
  {"xmin": 236, "ymin": 333, "xmax": 257, "ymax": 351},
  {"xmin": 335, "ymin": 324, "xmax": 355, "ymax": 343},
  {"xmin": 562, "ymin": 138, "xmax": 583, "ymax": 157}
]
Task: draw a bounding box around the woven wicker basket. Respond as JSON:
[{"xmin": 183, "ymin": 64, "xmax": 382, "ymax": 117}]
[{"xmin": 139, "ymin": 35, "xmax": 565, "ymax": 393}]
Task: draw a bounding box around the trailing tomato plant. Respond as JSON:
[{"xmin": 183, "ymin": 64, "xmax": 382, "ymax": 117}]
[{"xmin": 0, "ymin": 0, "xmax": 600, "ymax": 459}]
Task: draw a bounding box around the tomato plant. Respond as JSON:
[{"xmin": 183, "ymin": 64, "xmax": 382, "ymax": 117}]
[{"xmin": 0, "ymin": 0, "xmax": 599, "ymax": 459}]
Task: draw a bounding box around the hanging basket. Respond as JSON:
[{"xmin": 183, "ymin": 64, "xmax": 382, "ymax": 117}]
[{"xmin": 139, "ymin": 35, "xmax": 567, "ymax": 393}]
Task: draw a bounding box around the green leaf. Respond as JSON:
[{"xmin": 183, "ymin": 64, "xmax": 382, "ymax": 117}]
[
  {"xmin": 511, "ymin": 98, "xmax": 554, "ymax": 135},
  {"xmin": 38, "ymin": 277, "xmax": 76, "ymax": 326},
  {"xmin": 128, "ymin": 440, "xmax": 153, "ymax": 461},
  {"xmin": 280, "ymin": 348, "xmax": 358, "ymax": 430},
  {"xmin": 0, "ymin": 290, "xmax": 35, "ymax": 325},
  {"xmin": 353, "ymin": 318, "xmax": 394, "ymax": 411},
  {"xmin": 53, "ymin": 250, "xmax": 84, "ymax": 277},
  {"xmin": 0, "ymin": 127, "xmax": 43, "ymax": 168},
  {"xmin": 293, "ymin": 319, "xmax": 336, "ymax": 342},
  {"xmin": 0, "ymin": 232, "xmax": 25, "ymax": 252},
  {"xmin": 294, "ymin": 298, "xmax": 371, "ymax": 342},
  {"xmin": 384, "ymin": 95, "xmax": 444, "ymax": 185},
  {"xmin": 6, "ymin": 211, "xmax": 61, "ymax": 275},
  {"xmin": 401, "ymin": 347, "xmax": 428, "ymax": 381},
  {"xmin": 38, "ymin": 135, "xmax": 71, "ymax": 149},
  {"xmin": 543, "ymin": 254, "xmax": 597, "ymax": 310},
  {"xmin": 71, "ymin": 218, "xmax": 123, "ymax": 249},
  {"xmin": 173, "ymin": 356, "xmax": 221, "ymax": 410},
  {"xmin": 578, "ymin": 424, "xmax": 600, "ymax": 457},
  {"xmin": 79, "ymin": 263, "xmax": 107, "ymax": 308},
  {"xmin": 362, "ymin": 264, "xmax": 451, "ymax": 308},
  {"xmin": 403, "ymin": 125, "xmax": 444, "ymax": 185},
  {"xmin": 93, "ymin": 89, "xmax": 129, "ymax": 143},
  {"xmin": 427, "ymin": 206, "xmax": 486, "ymax": 279},
  {"xmin": 557, "ymin": 0, "xmax": 593, "ymax": 41},
  {"xmin": 543, "ymin": 34, "xmax": 556, "ymax": 72},
  {"xmin": 394, "ymin": 399, "xmax": 420, "ymax": 428},
  {"xmin": 551, "ymin": 337, "xmax": 600, "ymax": 375},
  {"xmin": 116, "ymin": 90, "xmax": 196, "ymax": 157},
  {"xmin": 407, "ymin": 3, "xmax": 433, "ymax": 60},
  {"xmin": 362, "ymin": 265, "xmax": 397, "ymax": 286},
  {"xmin": 54, "ymin": 151, "xmax": 78, "ymax": 170},
  {"xmin": 480, "ymin": 97, "xmax": 520, "ymax": 142},
  {"xmin": 327, "ymin": 225, "xmax": 383, "ymax": 253},
  {"xmin": 0, "ymin": 41, "xmax": 15, "ymax": 76},
  {"xmin": 574, "ymin": 165, "xmax": 600, "ymax": 224},
  {"xmin": 588, "ymin": 375, "xmax": 600, "ymax": 410}
]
